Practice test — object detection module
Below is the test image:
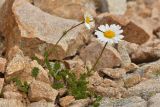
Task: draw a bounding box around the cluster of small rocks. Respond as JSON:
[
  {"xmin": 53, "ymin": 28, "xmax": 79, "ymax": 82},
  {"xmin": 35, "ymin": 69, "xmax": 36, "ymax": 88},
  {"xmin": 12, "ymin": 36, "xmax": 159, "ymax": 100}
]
[{"xmin": 0, "ymin": 0, "xmax": 160, "ymax": 107}]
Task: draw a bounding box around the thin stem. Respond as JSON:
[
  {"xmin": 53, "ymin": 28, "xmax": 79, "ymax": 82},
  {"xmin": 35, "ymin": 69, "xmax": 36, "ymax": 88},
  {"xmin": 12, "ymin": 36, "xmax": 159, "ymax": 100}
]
[
  {"xmin": 55, "ymin": 21, "xmax": 84, "ymax": 46},
  {"xmin": 48, "ymin": 21, "xmax": 84, "ymax": 58},
  {"xmin": 89, "ymin": 42, "xmax": 108, "ymax": 73}
]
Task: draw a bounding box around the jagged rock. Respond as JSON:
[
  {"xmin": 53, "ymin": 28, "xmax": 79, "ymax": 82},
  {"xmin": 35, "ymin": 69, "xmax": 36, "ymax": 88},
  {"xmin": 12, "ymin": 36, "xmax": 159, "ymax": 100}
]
[
  {"xmin": 123, "ymin": 73, "xmax": 141, "ymax": 88},
  {"xmin": 0, "ymin": 57, "xmax": 6, "ymax": 73},
  {"xmin": 148, "ymin": 93, "xmax": 160, "ymax": 107},
  {"xmin": 28, "ymin": 100, "xmax": 55, "ymax": 107},
  {"xmin": 64, "ymin": 57, "xmax": 86, "ymax": 78},
  {"xmin": 0, "ymin": 78, "xmax": 4, "ymax": 93},
  {"xmin": 30, "ymin": 60, "xmax": 50, "ymax": 84},
  {"xmin": 3, "ymin": 91, "xmax": 23, "ymax": 100},
  {"xmin": 6, "ymin": 49, "xmax": 26, "ymax": 80},
  {"xmin": 135, "ymin": 59, "xmax": 160, "ymax": 78},
  {"xmin": 128, "ymin": 77, "xmax": 160, "ymax": 100},
  {"xmin": 99, "ymin": 68, "xmax": 126, "ymax": 79},
  {"xmin": 96, "ymin": 14, "xmax": 152, "ymax": 45},
  {"xmin": 117, "ymin": 41, "xmax": 139, "ymax": 72},
  {"xmin": 0, "ymin": 99, "xmax": 25, "ymax": 107},
  {"xmin": 33, "ymin": 0, "xmax": 96, "ymax": 20},
  {"xmin": 1, "ymin": 0, "xmax": 90, "ymax": 60},
  {"xmin": 99, "ymin": 96, "xmax": 147, "ymax": 107},
  {"xmin": 59, "ymin": 96, "xmax": 75, "ymax": 107},
  {"xmin": 69, "ymin": 98, "xmax": 92, "ymax": 107},
  {"xmin": 80, "ymin": 41, "xmax": 121, "ymax": 70},
  {"xmin": 28, "ymin": 80, "xmax": 58, "ymax": 102}
]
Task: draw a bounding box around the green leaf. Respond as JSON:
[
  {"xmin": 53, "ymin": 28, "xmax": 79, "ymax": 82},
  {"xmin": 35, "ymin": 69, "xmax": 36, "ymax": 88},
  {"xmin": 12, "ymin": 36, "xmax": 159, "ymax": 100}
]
[
  {"xmin": 11, "ymin": 78, "xmax": 29, "ymax": 93},
  {"xmin": 32, "ymin": 67, "xmax": 39, "ymax": 78},
  {"xmin": 52, "ymin": 82, "xmax": 64, "ymax": 89},
  {"xmin": 54, "ymin": 61, "xmax": 61, "ymax": 71},
  {"xmin": 93, "ymin": 95, "xmax": 103, "ymax": 107}
]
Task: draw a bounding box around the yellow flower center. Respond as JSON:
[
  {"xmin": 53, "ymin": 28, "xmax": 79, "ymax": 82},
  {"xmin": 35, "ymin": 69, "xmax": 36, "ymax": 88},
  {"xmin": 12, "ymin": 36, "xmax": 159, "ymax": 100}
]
[
  {"xmin": 104, "ymin": 30, "xmax": 115, "ymax": 38},
  {"xmin": 85, "ymin": 16, "xmax": 90, "ymax": 24}
]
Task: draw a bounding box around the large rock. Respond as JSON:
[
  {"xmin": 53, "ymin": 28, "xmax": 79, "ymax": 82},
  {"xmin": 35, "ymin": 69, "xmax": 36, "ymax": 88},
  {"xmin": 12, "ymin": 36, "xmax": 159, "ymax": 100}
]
[
  {"xmin": 1, "ymin": 0, "xmax": 90, "ymax": 60},
  {"xmin": 99, "ymin": 96, "xmax": 147, "ymax": 107},
  {"xmin": 0, "ymin": 99, "xmax": 25, "ymax": 107},
  {"xmin": 96, "ymin": 14, "xmax": 152, "ymax": 45},
  {"xmin": 148, "ymin": 93, "xmax": 160, "ymax": 107},
  {"xmin": 80, "ymin": 41, "xmax": 122, "ymax": 70},
  {"xmin": 128, "ymin": 77, "xmax": 160, "ymax": 100},
  {"xmin": 28, "ymin": 80, "xmax": 58, "ymax": 102},
  {"xmin": 33, "ymin": 0, "xmax": 96, "ymax": 20}
]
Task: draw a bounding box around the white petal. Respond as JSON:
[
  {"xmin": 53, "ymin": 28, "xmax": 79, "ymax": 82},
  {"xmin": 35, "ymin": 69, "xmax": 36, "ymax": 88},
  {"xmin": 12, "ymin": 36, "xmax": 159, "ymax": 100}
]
[
  {"xmin": 105, "ymin": 24, "xmax": 110, "ymax": 30},
  {"xmin": 98, "ymin": 25, "xmax": 107, "ymax": 32},
  {"xmin": 85, "ymin": 23, "xmax": 91, "ymax": 29}
]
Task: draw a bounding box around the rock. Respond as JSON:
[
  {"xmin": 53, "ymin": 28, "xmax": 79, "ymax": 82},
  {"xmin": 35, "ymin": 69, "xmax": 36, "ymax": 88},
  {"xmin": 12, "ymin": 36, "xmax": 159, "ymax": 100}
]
[
  {"xmin": 33, "ymin": 0, "xmax": 96, "ymax": 20},
  {"xmin": 117, "ymin": 40, "xmax": 139, "ymax": 72},
  {"xmin": 64, "ymin": 57, "xmax": 85, "ymax": 78},
  {"xmin": 30, "ymin": 60, "xmax": 50, "ymax": 84},
  {"xmin": 99, "ymin": 96, "xmax": 147, "ymax": 107},
  {"xmin": 1, "ymin": 0, "xmax": 90, "ymax": 60},
  {"xmin": 69, "ymin": 98, "xmax": 91, "ymax": 107},
  {"xmin": 28, "ymin": 100, "xmax": 55, "ymax": 107},
  {"xmin": 0, "ymin": 57, "xmax": 6, "ymax": 73},
  {"xmin": 28, "ymin": 80, "xmax": 58, "ymax": 102},
  {"xmin": 148, "ymin": 93, "xmax": 160, "ymax": 107},
  {"xmin": 0, "ymin": 99, "xmax": 25, "ymax": 107},
  {"xmin": 6, "ymin": 51, "xmax": 26, "ymax": 80},
  {"xmin": 135, "ymin": 59, "xmax": 160, "ymax": 78},
  {"xmin": 59, "ymin": 96, "xmax": 75, "ymax": 107},
  {"xmin": 99, "ymin": 68, "xmax": 126, "ymax": 79},
  {"xmin": 3, "ymin": 91, "xmax": 23, "ymax": 100},
  {"xmin": 0, "ymin": 78, "xmax": 4, "ymax": 93},
  {"xmin": 80, "ymin": 41, "xmax": 121, "ymax": 70},
  {"xmin": 96, "ymin": 14, "xmax": 152, "ymax": 45},
  {"xmin": 123, "ymin": 73, "xmax": 141, "ymax": 88},
  {"xmin": 106, "ymin": 0, "xmax": 127, "ymax": 15},
  {"xmin": 128, "ymin": 77, "xmax": 160, "ymax": 100},
  {"xmin": 0, "ymin": 0, "xmax": 5, "ymax": 9}
]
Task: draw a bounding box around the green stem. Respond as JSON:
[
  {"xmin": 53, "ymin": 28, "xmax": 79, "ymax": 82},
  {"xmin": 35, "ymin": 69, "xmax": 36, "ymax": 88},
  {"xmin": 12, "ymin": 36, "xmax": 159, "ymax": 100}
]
[
  {"xmin": 48, "ymin": 21, "xmax": 84, "ymax": 58},
  {"xmin": 89, "ymin": 42, "xmax": 108, "ymax": 73},
  {"xmin": 55, "ymin": 21, "xmax": 84, "ymax": 45}
]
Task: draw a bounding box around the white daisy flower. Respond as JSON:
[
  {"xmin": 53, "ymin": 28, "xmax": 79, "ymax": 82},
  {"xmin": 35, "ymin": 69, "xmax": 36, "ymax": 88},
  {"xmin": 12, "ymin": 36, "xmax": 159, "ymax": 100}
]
[
  {"xmin": 95, "ymin": 24, "xmax": 124, "ymax": 44},
  {"xmin": 84, "ymin": 13, "xmax": 93, "ymax": 29}
]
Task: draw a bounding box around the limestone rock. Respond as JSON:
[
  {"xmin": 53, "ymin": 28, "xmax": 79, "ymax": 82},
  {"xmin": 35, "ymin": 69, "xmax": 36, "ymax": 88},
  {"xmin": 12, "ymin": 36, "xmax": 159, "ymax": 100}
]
[
  {"xmin": 99, "ymin": 96, "xmax": 147, "ymax": 107},
  {"xmin": 0, "ymin": 57, "xmax": 6, "ymax": 73},
  {"xmin": 6, "ymin": 50, "xmax": 26, "ymax": 79},
  {"xmin": 28, "ymin": 80, "xmax": 58, "ymax": 102},
  {"xmin": 128, "ymin": 77, "xmax": 160, "ymax": 100},
  {"xmin": 96, "ymin": 14, "xmax": 151, "ymax": 45},
  {"xmin": 1, "ymin": 0, "xmax": 90, "ymax": 60},
  {"xmin": 33, "ymin": 0, "xmax": 96, "ymax": 20},
  {"xmin": 3, "ymin": 91, "xmax": 23, "ymax": 100},
  {"xmin": 28, "ymin": 100, "xmax": 55, "ymax": 107},
  {"xmin": 123, "ymin": 73, "xmax": 141, "ymax": 88},
  {"xmin": 59, "ymin": 96, "xmax": 75, "ymax": 107},
  {"xmin": 80, "ymin": 41, "xmax": 121, "ymax": 70},
  {"xmin": 0, "ymin": 99, "xmax": 25, "ymax": 107},
  {"xmin": 148, "ymin": 93, "xmax": 160, "ymax": 107},
  {"xmin": 99, "ymin": 68, "xmax": 126, "ymax": 79}
]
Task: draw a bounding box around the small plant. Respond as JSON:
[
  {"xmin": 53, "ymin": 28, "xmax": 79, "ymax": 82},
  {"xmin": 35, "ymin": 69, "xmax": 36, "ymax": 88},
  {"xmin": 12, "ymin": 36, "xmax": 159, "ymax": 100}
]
[
  {"xmin": 11, "ymin": 77, "xmax": 29, "ymax": 93},
  {"xmin": 31, "ymin": 67, "xmax": 39, "ymax": 78},
  {"xmin": 92, "ymin": 95, "xmax": 103, "ymax": 107}
]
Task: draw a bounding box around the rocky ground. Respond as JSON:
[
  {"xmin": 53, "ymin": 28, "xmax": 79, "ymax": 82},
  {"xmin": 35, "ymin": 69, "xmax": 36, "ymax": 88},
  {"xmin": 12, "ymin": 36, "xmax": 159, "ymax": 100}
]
[{"xmin": 0, "ymin": 0, "xmax": 160, "ymax": 107}]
